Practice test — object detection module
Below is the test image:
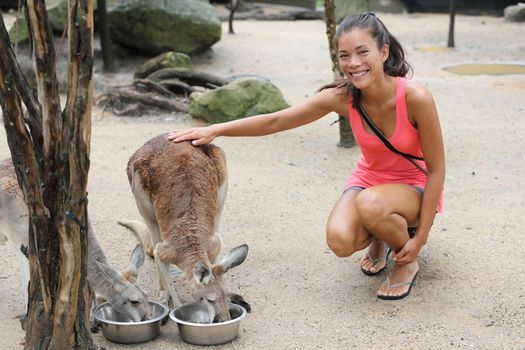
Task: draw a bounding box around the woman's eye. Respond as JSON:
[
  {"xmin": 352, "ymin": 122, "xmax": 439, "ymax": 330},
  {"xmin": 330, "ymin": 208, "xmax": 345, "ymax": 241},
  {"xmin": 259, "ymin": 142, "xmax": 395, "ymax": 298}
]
[{"xmin": 130, "ymin": 300, "xmax": 140, "ymax": 305}]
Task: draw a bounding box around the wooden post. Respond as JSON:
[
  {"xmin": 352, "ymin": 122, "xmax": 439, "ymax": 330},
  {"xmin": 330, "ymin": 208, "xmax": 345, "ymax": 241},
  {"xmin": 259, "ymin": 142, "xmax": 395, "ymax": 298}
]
[
  {"xmin": 97, "ymin": 0, "xmax": 114, "ymax": 71},
  {"xmin": 447, "ymin": 0, "xmax": 456, "ymax": 48},
  {"xmin": 228, "ymin": 0, "xmax": 241, "ymax": 34}
]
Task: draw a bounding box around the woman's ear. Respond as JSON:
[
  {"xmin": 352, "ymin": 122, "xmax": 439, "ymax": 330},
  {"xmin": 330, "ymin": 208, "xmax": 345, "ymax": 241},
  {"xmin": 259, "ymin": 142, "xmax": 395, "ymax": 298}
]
[{"xmin": 381, "ymin": 44, "xmax": 390, "ymax": 63}]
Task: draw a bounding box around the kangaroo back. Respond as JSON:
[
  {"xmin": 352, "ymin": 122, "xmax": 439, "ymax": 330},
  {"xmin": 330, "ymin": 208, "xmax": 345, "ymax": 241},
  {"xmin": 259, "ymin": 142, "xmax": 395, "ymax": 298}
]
[{"xmin": 127, "ymin": 134, "xmax": 227, "ymax": 259}]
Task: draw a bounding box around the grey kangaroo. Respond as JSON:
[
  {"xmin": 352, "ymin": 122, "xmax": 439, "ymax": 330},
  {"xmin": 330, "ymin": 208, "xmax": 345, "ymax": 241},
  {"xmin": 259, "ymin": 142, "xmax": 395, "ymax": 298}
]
[{"xmin": 0, "ymin": 158, "xmax": 151, "ymax": 323}]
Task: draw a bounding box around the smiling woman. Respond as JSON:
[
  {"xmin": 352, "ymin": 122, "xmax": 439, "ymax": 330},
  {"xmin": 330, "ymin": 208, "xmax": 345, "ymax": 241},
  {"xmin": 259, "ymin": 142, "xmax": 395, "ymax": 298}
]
[{"xmin": 167, "ymin": 12, "xmax": 445, "ymax": 302}]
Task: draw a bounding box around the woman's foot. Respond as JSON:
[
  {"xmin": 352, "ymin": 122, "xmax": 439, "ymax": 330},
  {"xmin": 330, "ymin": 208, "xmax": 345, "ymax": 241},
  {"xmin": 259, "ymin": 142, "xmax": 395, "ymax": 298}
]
[
  {"xmin": 376, "ymin": 260, "xmax": 419, "ymax": 300},
  {"xmin": 360, "ymin": 240, "xmax": 390, "ymax": 276}
]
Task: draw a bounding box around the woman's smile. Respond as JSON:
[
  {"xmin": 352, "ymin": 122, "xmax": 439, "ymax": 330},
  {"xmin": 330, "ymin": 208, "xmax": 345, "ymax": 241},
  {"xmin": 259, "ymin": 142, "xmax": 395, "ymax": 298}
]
[{"xmin": 350, "ymin": 70, "xmax": 369, "ymax": 78}]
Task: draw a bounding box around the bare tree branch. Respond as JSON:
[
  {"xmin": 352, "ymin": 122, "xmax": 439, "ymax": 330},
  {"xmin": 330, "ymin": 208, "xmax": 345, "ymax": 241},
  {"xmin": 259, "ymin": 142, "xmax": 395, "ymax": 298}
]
[{"xmin": 0, "ymin": 12, "xmax": 43, "ymax": 156}]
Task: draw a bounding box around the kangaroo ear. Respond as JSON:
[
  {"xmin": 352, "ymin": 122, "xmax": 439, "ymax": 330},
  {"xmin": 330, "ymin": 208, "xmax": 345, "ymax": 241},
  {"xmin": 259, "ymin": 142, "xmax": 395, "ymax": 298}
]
[
  {"xmin": 122, "ymin": 244, "xmax": 145, "ymax": 282},
  {"xmin": 96, "ymin": 260, "xmax": 126, "ymax": 287},
  {"xmin": 193, "ymin": 261, "xmax": 212, "ymax": 285},
  {"xmin": 215, "ymin": 244, "xmax": 248, "ymax": 276}
]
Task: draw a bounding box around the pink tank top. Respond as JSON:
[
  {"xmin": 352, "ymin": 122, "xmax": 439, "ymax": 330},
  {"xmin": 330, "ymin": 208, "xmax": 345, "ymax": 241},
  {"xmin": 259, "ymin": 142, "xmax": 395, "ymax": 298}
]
[{"xmin": 345, "ymin": 77, "xmax": 443, "ymax": 212}]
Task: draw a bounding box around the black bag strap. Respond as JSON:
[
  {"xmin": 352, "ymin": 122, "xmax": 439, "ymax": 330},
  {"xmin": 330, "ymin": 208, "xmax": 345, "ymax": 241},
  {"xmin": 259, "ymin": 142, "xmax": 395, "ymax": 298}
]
[{"xmin": 355, "ymin": 100, "xmax": 428, "ymax": 175}]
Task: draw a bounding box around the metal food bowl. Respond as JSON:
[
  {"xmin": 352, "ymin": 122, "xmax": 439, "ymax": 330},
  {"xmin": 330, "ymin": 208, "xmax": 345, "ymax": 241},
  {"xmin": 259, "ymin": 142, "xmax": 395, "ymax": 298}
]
[
  {"xmin": 169, "ymin": 303, "xmax": 247, "ymax": 345},
  {"xmin": 93, "ymin": 300, "xmax": 169, "ymax": 344}
]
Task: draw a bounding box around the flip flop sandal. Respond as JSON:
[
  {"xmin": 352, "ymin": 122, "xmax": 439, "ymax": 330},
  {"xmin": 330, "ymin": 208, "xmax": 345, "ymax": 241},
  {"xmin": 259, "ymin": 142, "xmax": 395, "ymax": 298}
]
[
  {"xmin": 377, "ymin": 271, "xmax": 419, "ymax": 300},
  {"xmin": 360, "ymin": 246, "xmax": 391, "ymax": 276}
]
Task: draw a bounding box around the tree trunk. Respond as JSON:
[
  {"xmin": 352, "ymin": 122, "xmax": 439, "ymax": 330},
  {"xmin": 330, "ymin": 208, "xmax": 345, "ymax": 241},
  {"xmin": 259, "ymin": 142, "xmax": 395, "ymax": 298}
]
[
  {"xmin": 324, "ymin": 0, "xmax": 355, "ymax": 148},
  {"xmin": 447, "ymin": 0, "xmax": 456, "ymax": 48},
  {"xmin": 0, "ymin": 1, "xmax": 98, "ymax": 349}
]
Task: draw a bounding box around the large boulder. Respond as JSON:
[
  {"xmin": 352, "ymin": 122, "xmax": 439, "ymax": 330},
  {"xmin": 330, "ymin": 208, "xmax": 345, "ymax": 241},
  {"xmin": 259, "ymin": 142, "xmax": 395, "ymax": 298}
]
[
  {"xmin": 334, "ymin": 0, "xmax": 368, "ymax": 23},
  {"xmin": 7, "ymin": 0, "xmax": 120, "ymax": 43},
  {"xmin": 190, "ymin": 78, "xmax": 289, "ymax": 124},
  {"xmin": 369, "ymin": 0, "xmax": 406, "ymax": 14},
  {"xmin": 107, "ymin": 0, "xmax": 221, "ymax": 55},
  {"xmin": 8, "ymin": 0, "xmax": 67, "ymax": 43},
  {"xmin": 504, "ymin": 4, "xmax": 525, "ymax": 22}
]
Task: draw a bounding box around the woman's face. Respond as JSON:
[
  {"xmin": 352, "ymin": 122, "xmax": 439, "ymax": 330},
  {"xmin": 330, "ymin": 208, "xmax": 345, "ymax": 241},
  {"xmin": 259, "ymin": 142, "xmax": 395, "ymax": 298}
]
[{"xmin": 337, "ymin": 28, "xmax": 389, "ymax": 89}]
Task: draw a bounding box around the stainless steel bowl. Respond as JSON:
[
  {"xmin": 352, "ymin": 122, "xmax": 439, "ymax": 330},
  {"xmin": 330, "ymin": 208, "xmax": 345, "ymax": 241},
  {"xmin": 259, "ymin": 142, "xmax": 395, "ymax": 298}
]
[
  {"xmin": 93, "ymin": 300, "xmax": 169, "ymax": 344},
  {"xmin": 169, "ymin": 303, "xmax": 247, "ymax": 345}
]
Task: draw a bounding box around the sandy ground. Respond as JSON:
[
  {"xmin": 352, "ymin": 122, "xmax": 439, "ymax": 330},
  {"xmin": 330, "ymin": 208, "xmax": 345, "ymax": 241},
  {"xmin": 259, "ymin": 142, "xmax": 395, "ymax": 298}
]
[{"xmin": 1, "ymin": 11, "xmax": 525, "ymax": 350}]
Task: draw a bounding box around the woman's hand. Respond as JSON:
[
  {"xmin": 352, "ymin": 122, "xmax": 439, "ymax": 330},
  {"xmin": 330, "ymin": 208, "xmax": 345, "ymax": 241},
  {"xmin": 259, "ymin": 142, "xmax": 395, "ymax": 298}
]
[
  {"xmin": 392, "ymin": 238, "xmax": 423, "ymax": 265},
  {"xmin": 168, "ymin": 125, "xmax": 217, "ymax": 146}
]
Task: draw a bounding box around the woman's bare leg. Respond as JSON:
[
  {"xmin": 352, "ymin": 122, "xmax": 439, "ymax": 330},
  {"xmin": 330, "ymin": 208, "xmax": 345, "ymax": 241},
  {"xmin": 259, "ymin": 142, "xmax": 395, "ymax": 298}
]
[
  {"xmin": 325, "ymin": 189, "xmax": 373, "ymax": 258},
  {"xmin": 325, "ymin": 189, "xmax": 395, "ymax": 274},
  {"xmin": 354, "ymin": 184, "xmax": 422, "ymax": 298}
]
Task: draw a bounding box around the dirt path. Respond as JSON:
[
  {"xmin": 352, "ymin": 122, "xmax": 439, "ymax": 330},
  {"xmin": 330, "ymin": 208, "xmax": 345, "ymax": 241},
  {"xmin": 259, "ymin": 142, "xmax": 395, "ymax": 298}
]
[{"xmin": 1, "ymin": 13, "xmax": 524, "ymax": 349}]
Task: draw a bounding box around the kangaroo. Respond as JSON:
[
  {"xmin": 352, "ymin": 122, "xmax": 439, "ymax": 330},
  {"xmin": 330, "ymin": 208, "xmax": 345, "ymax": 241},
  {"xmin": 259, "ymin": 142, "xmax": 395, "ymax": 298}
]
[
  {"xmin": 125, "ymin": 133, "xmax": 248, "ymax": 322},
  {"xmin": 0, "ymin": 158, "xmax": 151, "ymax": 323}
]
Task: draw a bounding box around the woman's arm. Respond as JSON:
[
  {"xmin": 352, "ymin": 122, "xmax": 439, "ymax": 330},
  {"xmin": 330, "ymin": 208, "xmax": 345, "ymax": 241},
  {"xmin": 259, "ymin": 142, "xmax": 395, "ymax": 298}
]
[
  {"xmin": 395, "ymin": 82, "xmax": 445, "ymax": 264},
  {"xmin": 168, "ymin": 88, "xmax": 347, "ymax": 145}
]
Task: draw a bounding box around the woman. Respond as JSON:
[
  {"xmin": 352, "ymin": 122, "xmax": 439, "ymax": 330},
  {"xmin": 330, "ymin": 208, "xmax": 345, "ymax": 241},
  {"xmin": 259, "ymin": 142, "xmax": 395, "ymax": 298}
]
[{"xmin": 169, "ymin": 12, "xmax": 445, "ymax": 300}]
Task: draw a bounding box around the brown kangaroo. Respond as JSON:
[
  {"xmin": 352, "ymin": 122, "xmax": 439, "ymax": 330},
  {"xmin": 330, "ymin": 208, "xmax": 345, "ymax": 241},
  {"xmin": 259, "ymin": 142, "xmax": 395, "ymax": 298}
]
[{"xmin": 125, "ymin": 133, "xmax": 248, "ymax": 322}]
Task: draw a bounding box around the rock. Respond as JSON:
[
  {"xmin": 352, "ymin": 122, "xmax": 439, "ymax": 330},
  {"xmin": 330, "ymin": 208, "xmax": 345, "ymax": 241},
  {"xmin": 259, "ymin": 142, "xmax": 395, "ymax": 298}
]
[
  {"xmin": 134, "ymin": 52, "xmax": 192, "ymax": 79},
  {"xmin": 334, "ymin": 0, "xmax": 368, "ymax": 23},
  {"xmin": 46, "ymin": 0, "xmax": 68, "ymax": 33},
  {"xmin": 8, "ymin": 0, "xmax": 67, "ymax": 43},
  {"xmin": 504, "ymin": 4, "xmax": 525, "ymax": 22},
  {"xmin": 369, "ymin": 0, "xmax": 406, "ymax": 14},
  {"xmin": 107, "ymin": 0, "xmax": 221, "ymax": 55},
  {"xmin": 7, "ymin": 17, "xmax": 28, "ymax": 44},
  {"xmin": 189, "ymin": 78, "xmax": 289, "ymax": 124},
  {"xmin": 7, "ymin": 0, "xmax": 121, "ymax": 43},
  {"xmin": 14, "ymin": 41, "xmax": 69, "ymax": 94}
]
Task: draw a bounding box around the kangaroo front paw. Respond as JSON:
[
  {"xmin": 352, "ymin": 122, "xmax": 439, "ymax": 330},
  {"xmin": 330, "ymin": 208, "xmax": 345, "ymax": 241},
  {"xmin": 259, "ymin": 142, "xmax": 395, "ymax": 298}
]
[
  {"xmin": 90, "ymin": 319, "xmax": 102, "ymax": 333},
  {"xmin": 229, "ymin": 293, "xmax": 251, "ymax": 313}
]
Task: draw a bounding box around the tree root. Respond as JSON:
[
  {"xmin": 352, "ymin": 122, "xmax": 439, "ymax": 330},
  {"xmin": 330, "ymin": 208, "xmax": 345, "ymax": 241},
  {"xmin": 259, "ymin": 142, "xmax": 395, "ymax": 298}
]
[{"xmin": 97, "ymin": 80, "xmax": 189, "ymax": 116}]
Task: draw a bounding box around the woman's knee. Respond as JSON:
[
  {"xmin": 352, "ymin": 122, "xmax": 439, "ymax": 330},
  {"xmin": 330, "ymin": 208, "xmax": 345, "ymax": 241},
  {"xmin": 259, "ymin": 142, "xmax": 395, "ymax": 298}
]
[
  {"xmin": 354, "ymin": 190, "xmax": 388, "ymax": 229},
  {"xmin": 325, "ymin": 222, "xmax": 358, "ymax": 258}
]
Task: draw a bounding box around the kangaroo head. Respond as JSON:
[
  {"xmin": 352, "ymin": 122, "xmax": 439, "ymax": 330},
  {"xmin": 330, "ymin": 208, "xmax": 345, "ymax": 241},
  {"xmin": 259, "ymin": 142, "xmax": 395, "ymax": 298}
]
[
  {"xmin": 96, "ymin": 244, "xmax": 151, "ymax": 322},
  {"xmin": 191, "ymin": 244, "xmax": 248, "ymax": 322}
]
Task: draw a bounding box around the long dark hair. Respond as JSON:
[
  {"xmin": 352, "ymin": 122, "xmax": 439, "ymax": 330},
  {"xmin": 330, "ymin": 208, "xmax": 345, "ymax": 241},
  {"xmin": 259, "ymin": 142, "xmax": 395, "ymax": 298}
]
[{"xmin": 321, "ymin": 12, "xmax": 412, "ymax": 108}]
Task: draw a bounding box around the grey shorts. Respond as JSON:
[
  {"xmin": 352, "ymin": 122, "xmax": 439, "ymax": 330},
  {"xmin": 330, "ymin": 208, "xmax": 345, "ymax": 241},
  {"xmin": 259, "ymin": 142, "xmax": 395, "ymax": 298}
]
[{"xmin": 345, "ymin": 185, "xmax": 424, "ymax": 195}]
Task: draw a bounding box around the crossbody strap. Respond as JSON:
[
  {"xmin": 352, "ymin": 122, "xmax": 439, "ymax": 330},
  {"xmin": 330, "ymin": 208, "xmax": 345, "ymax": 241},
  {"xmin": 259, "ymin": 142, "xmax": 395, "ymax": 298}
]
[{"xmin": 355, "ymin": 100, "xmax": 428, "ymax": 175}]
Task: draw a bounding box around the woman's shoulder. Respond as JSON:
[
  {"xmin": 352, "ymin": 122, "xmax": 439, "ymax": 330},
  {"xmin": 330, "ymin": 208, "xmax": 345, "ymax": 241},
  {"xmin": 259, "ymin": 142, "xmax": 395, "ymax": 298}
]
[
  {"xmin": 318, "ymin": 85, "xmax": 349, "ymax": 98},
  {"xmin": 315, "ymin": 86, "xmax": 350, "ymax": 116},
  {"xmin": 316, "ymin": 85, "xmax": 350, "ymax": 104},
  {"xmin": 404, "ymin": 79, "xmax": 439, "ymax": 126},
  {"xmin": 405, "ymin": 79, "xmax": 436, "ymax": 109}
]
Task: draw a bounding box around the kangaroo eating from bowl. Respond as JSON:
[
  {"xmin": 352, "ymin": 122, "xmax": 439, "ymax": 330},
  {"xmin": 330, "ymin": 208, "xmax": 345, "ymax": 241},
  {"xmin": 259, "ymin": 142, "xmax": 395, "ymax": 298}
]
[
  {"xmin": 0, "ymin": 158, "xmax": 151, "ymax": 324},
  {"xmin": 124, "ymin": 133, "xmax": 249, "ymax": 322}
]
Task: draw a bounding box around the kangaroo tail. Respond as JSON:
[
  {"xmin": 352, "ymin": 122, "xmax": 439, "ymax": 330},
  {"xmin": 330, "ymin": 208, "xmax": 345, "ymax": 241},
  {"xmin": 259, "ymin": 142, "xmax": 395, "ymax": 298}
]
[{"xmin": 117, "ymin": 219, "xmax": 154, "ymax": 258}]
